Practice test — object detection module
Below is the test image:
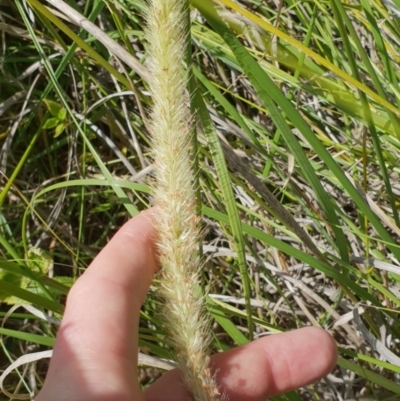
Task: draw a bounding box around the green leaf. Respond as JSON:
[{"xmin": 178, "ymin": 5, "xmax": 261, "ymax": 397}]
[
  {"xmin": 0, "ymin": 328, "xmax": 55, "ymax": 347},
  {"xmin": 42, "ymin": 117, "xmax": 60, "ymax": 130},
  {"xmin": 0, "ymin": 257, "xmax": 70, "ymax": 296},
  {"xmin": 44, "ymin": 99, "xmax": 62, "ymax": 117},
  {"xmin": 54, "ymin": 123, "xmax": 66, "ymax": 138},
  {"xmin": 206, "ymin": 297, "xmax": 248, "ymax": 346},
  {"xmin": 57, "ymin": 108, "xmax": 67, "ymax": 121},
  {"xmin": 0, "ymin": 273, "xmax": 23, "ymax": 304},
  {"xmin": 0, "ymin": 280, "xmax": 63, "ymax": 313}
]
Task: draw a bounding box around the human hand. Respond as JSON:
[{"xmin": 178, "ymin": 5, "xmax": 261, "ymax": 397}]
[{"xmin": 36, "ymin": 209, "xmax": 337, "ymax": 401}]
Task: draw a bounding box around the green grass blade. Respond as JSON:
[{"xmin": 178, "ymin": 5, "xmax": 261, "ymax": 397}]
[
  {"xmin": 203, "ymin": 206, "xmax": 384, "ymax": 306},
  {"xmin": 0, "ymin": 328, "xmax": 55, "ymax": 347},
  {"xmin": 0, "ymin": 280, "xmax": 63, "ymax": 313},
  {"xmin": 194, "ymin": 89, "xmax": 254, "ymax": 339},
  {"xmin": 206, "ymin": 297, "xmax": 248, "ymax": 346},
  {"xmin": 193, "ymin": 67, "xmax": 266, "ymax": 155},
  {"xmin": 338, "ymin": 356, "xmax": 400, "ymax": 394}
]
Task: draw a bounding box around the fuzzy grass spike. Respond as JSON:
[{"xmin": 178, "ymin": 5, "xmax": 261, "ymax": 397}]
[{"xmin": 146, "ymin": 0, "xmax": 221, "ymax": 400}]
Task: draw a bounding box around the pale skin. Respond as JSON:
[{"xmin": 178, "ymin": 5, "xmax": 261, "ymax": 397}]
[{"xmin": 36, "ymin": 209, "xmax": 338, "ymax": 401}]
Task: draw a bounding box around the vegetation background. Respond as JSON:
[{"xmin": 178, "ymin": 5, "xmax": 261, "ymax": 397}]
[{"xmin": 1, "ymin": 0, "xmax": 400, "ymax": 399}]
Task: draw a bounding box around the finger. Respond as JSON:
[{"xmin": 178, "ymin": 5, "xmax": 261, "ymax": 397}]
[
  {"xmin": 144, "ymin": 327, "xmax": 337, "ymax": 401},
  {"xmin": 38, "ymin": 209, "xmax": 158, "ymax": 401}
]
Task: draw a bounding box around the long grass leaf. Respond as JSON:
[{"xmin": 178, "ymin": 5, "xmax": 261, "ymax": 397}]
[
  {"xmin": 0, "ymin": 328, "xmax": 55, "ymax": 347},
  {"xmin": 338, "ymin": 356, "xmax": 400, "ymax": 394},
  {"xmin": 194, "ymin": 89, "xmax": 254, "ymax": 339},
  {"xmin": 0, "ymin": 281, "xmax": 63, "ymax": 313}
]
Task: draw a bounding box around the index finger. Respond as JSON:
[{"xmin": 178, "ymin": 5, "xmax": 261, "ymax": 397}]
[{"xmin": 39, "ymin": 209, "xmax": 158, "ymax": 400}]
